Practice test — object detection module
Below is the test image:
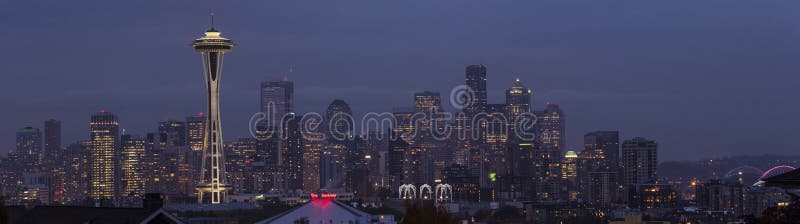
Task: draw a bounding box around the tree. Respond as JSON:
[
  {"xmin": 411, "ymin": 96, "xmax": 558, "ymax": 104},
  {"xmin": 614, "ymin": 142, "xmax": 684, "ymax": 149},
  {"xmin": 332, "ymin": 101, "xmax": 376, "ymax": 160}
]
[
  {"xmin": 402, "ymin": 200, "xmax": 457, "ymax": 224},
  {"xmin": 473, "ymin": 209, "xmax": 492, "ymax": 222},
  {"xmin": 492, "ymin": 205, "xmax": 523, "ymax": 221},
  {"xmin": 0, "ymin": 197, "xmax": 8, "ymax": 224}
]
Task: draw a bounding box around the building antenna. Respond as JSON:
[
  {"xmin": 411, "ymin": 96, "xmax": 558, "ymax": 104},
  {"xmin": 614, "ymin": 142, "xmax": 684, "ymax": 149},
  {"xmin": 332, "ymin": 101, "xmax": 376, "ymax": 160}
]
[{"xmin": 210, "ymin": 12, "xmax": 215, "ymax": 29}]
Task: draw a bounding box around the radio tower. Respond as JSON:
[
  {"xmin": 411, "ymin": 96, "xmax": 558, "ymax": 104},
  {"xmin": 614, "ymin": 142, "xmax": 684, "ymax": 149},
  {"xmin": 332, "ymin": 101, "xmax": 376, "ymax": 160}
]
[{"xmin": 192, "ymin": 14, "xmax": 234, "ymax": 204}]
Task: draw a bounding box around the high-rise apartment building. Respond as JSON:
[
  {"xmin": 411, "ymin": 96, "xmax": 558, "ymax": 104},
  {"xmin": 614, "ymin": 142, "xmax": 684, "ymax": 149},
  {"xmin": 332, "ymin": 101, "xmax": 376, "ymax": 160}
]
[{"xmin": 621, "ymin": 137, "xmax": 658, "ymax": 188}]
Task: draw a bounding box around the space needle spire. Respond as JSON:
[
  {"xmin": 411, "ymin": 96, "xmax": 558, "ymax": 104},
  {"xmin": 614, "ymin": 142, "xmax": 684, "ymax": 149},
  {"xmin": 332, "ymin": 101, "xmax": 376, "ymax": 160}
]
[{"xmin": 192, "ymin": 13, "xmax": 234, "ymax": 204}]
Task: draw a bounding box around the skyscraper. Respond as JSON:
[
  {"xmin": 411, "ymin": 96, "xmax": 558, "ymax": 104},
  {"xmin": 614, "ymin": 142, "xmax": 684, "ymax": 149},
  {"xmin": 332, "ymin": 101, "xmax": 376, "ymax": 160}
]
[
  {"xmin": 465, "ymin": 65, "xmax": 488, "ymax": 146},
  {"xmin": 414, "ymin": 91, "xmax": 444, "ymax": 135},
  {"xmin": 63, "ymin": 141, "xmax": 89, "ymax": 203},
  {"xmin": 281, "ymin": 116, "xmax": 303, "ymax": 190},
  {"xmin": 621, "ymin": 137, "xmax": 658, "ymax": 188},
  {"xmin": 584, "ymin": 131, "xmax": 620, "ymax": 173},
  {"xmin": 387, "ymin": 134, "xmax": 409, "ymax": 188},
  {"xmin": 534, "ymin": 103, "xmax": 565, "ymax": 152},
  {"xmin": 16, "ymin": 127, "xmax": 42, "ymax": 169},
  {"xmin": 186, "ymin": 114, "xmax": 205, "ymax": 151},
  {"xmin": 465, "ymin": 65, "xmax": 487, "ymax": 116},
  {"xmin": 260, "ymin": 79, "xmax": 294, "ymax": 128},
  {"xmin": 44, "ymin": 119, "xmax": 61, "ymax": 163},
  {"xmin": 89, "ymin": 110, "xmax": 119, "ymax": 200},
  {"xmin": 414, "ymin": 91, "xmax": 442, "ymax": 113},
  {"xmin": 120, "ymin": 134, "xmax": 146, "ymax": 198},
  {"xmin": 159, "ymin": 120, "xmax": 187, "ymax": 147},
  {"xmin": 193, "ymin": 17, "xmax": 234, "ymax": 204},
  {"xmin": 326, "ymin": 99, "xmax": 354, "ymax": 140},
  {"xmin": 392, "ymin": 108, "xmax": 415, "ymax": 144},
  {"xmin": 505, "ymin": 78, "xmax": 531, "ymax": 126},
  {"xmin": 44, "ymin": 119, "xmax": 64, "ymax": 204},
  {"xmin": 484, "ymin": 104, "xmax": 508, "ymax": 177},
  {"xmin": 301, "ymin": 116, "xmax": 325, "ymax": 193}
]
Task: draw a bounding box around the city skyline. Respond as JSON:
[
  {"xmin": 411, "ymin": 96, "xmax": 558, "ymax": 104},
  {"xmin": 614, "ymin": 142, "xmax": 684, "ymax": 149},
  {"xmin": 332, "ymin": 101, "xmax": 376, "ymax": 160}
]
[
  {"xmin": 2, "ymin": 1, "xmax": 800, "ymax": 162},
  {"xmin": 2, "ymin": 2, "xmax": 800, "ymax": 223}
]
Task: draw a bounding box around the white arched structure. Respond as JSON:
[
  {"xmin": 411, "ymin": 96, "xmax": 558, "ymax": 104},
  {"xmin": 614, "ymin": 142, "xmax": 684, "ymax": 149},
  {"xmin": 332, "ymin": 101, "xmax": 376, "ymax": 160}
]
[
  {"xmin": 419, "ymin": 184, "xmax": 433, "ymax": 200},
  {"xmin": 435, "ymin": 184, "xmax": 453, "ymax": 203},
  {"xmin": 399, "ymin": 184, "xmax": 417, "ymax": 199}
]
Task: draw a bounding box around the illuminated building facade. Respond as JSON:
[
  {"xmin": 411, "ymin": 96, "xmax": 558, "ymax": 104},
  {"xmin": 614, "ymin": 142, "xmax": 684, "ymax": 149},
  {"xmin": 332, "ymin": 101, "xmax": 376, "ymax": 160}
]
[
  {"xmin": 192, "ymin": 17, "xmax": 234, "ymax": 204},
  {"xmin": 586, "ymin": 171, "xmax": 615, "ymax": 206},
  {"xmin": 44, "ymin": 119, "xmax": 65, "ymax": 203},
  {"xmin": 634, "ymin": 184, "xmax": 677, "ymax": 209},
  {"xmin": 387, "ymin": 135, "xmax": 409, "ymax": 188},
  {"xmin": 530, "ymin": 142, "xmax": 562, "ymax": 201},
  {"xmin": 63, "ymin": 142, "xmax": 89, "ymax": 204},
  {"xmin": 534, "ymin": 103, "xmax": 565, "ymax": 152},
  {"xmin": 584, "ymin": 131, "xmax": 620, "ymax": 175},
  {"xmin": 282, "ymin": 116, "xmax": 303, "ymax": 190},
  {"xmin": 89, "ymin": 111, "xmax": 119, "ymax": 200},
  {"xmin": 621, "ymin": 137, "xmax": 658, "ymax": 188},
  {"xmin": 144, "ymin": 133, "xmax": 167, "ymax": 194},
  {"xmin": 465, "ymin": 64, "xmax": 488, "ymax": 116},
  {"xmin": 225, "ymin": 138, "xmax": 257, "ymax": 194},
  {"xmin": 561, "ymin": 151, "xmax": 578, "ymax": 201},
  {"xmin": 16, "ymin": 126, "xmax": 42, "ymax": 170},
  {"xmin": 392, "ymin": 108, "xmax": 415, "ymax": 144},
  {"xmin": 484, "ymin": 104, "xmax": 508, "ymax": 178},
  {"xmin": 505, "ymin": 78, "xmax": 532, "ymax": 125},
  {"xmin": 465, "ymin": 65, "xmax": 488, "ymax": 145},
  {"xmin": 695, "ymin": 179, "xmax": 746, "ymax": 214},
  {"xmin": 186, "ymin": 114, "xmax": 205, "ymax": 151},
  {"xmin": 301, "ymin": 133, "xmax": 325, "ymax": 193},
  {"xmin": 43, "ymin": 119, "xmax": 61, "ymax": 164},
  {"xmin": 260, "ymin": 79, "xmax": 294, "ymax": 128},
  {"xmin": 414, "ymin": 91, "xmax": 444, "ymax": 135},
  {"xmin": 326, "ymin": 99, "xmax": 354, "ymax": 139},
  {"xmin": 120, "ymin": 134, "xmax": 146, "ymax": 198},
  {"xmin": 158, "ymin": 120, "xmax": 186, "ymax": 147}
]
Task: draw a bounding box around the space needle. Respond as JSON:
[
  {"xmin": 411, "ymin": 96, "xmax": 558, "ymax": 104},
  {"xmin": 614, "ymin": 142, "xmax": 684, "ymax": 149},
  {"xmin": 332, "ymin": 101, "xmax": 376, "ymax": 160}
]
[{"xmin": 193, "ymin": 14, "xmax": 234, "ymax": 204}]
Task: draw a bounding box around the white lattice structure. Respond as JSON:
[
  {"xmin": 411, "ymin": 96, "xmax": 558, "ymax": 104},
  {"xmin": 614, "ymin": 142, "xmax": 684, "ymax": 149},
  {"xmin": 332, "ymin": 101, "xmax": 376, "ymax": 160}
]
[
  {"xmin": 399, "ymin": 184, "xmax": 417, "ymax": 199},
  {"xmin": 435, "ymin": 184, "xmax": 453, "ymax": 203},
  {"xmin": 419, "ymin": 184, "xmax": 433, "ymax": 200},
  {"xmin": 194, "ymin": 16, "xmax": 234, "ymax": 204}
]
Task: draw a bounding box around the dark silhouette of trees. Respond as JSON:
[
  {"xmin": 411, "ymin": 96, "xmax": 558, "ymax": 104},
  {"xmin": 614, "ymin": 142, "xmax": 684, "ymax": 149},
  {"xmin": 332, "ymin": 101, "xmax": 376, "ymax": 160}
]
[
  {"xmin": 492, "ymin": 205, "xmax": 523, "ymax": 222},
  {"xmin": 402, "ymin": 200, "xmax": 457, "ymax": 224},
  {"xmin": 0, "ymin": 197, "xmax": 7, "ymax": 224}
]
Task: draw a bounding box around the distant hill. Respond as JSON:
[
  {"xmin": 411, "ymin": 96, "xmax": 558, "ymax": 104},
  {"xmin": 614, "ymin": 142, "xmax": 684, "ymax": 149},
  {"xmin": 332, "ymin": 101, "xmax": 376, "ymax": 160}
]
[{"xmin": 658, "ymin": 154, "xmax": 800, "ymax": 183}]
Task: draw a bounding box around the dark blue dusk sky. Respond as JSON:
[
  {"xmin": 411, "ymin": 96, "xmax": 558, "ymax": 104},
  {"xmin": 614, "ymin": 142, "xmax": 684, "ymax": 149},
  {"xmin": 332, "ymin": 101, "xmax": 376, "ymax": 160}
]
[{"xmin": 1, "ymin": 0, "xmax": 799, "ymax": 161}]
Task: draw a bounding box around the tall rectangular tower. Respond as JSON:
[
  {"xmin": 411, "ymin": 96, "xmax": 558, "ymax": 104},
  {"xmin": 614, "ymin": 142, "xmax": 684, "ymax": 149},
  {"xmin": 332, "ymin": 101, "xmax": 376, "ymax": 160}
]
[
  {"xmin": 621, "ymin": 137, "xmax": 658, "ymax": 188},
  {"xmin": 534, "ymin": 103, "xmax": 566, "ymax": 152},
  {"xmin": 120, "ymin": 134, "xmax": 146, "ymax": 198},
  {"xmin": 16, "ymin": 127, "xmax": 42, "ymax": 169},
  {"xmin": 465, "ymin": 64, "xmax": 487, "ymax": 116},
  {"xmin": 584, "ymin": 131, "xmax": 620, "ymax": 173},
  {"xmin": 260, "ymin": 79, "xmax": 294, "ymax": 128},
  {"xmin": 89, "ymin": 111, "xmax": 119, "ymax": 200},
  {"xmin": 186, "ymin": 114, "xmax": 206, "ymax": 151},
  {"xmin": 44, "ymin": 119, "xmax": 61, "ymax": 162}
]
